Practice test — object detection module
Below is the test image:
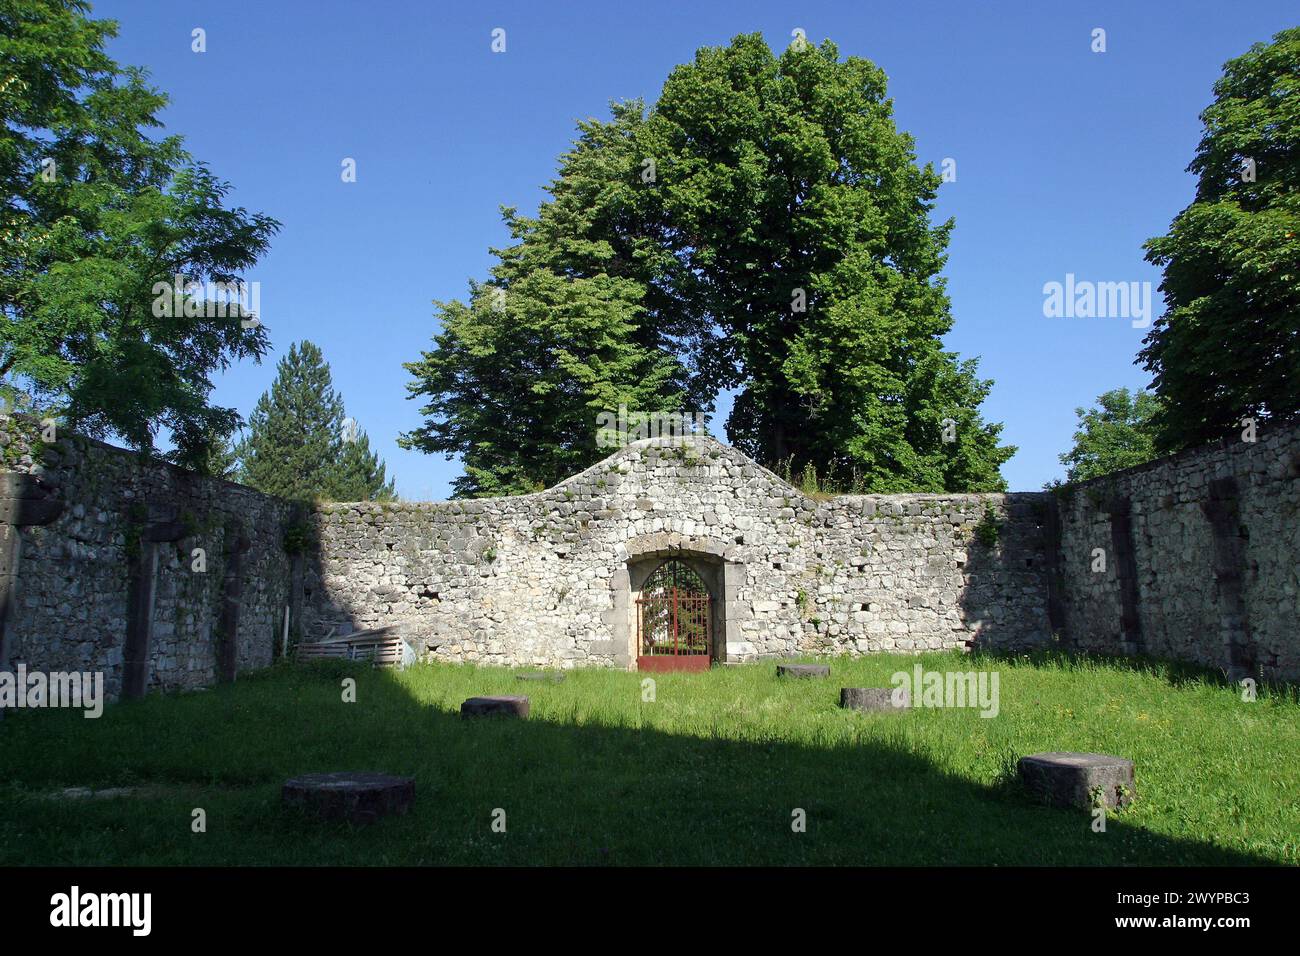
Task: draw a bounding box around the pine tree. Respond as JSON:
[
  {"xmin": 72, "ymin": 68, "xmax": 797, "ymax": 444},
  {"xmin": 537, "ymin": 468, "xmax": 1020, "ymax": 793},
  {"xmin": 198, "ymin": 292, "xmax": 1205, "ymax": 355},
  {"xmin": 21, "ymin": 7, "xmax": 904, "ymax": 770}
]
[
  {"xmin": 327, "ymin": 428, "xmax": 396, "ymax": 502},
  {"xmin": 198, "ymin": 425, "xmax": 240, "ymax": 480},
  {"xmin": 238, "ymin": 341, "xmax": 393, "ymax": 501}
]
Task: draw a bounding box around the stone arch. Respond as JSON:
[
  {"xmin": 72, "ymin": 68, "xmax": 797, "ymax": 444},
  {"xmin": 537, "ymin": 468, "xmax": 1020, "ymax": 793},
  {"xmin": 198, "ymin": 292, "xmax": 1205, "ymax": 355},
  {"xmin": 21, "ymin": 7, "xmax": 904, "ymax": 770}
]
[{"xmin": 612, "ymin": 533, "xmax": 744, "ymax": 669}]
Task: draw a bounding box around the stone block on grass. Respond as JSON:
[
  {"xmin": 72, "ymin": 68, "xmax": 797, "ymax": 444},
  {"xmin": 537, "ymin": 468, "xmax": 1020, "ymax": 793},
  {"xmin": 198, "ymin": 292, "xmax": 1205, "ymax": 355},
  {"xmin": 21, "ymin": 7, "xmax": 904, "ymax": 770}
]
[
  {"xmin": 776, "ymin": 663, "xmax": 830, "ymax": 679},
  {"xmin": 841, "ymin": 687, "xmax": 909, "ymax": 712},
  {"xmin": 1018, "ymin": 752, "xmax": 1136, "ymax": 809},
  {"xmin": 282, "ymin": 771, "xmax": 415, "ymax": 824},
  {"xmin": 461, "ymin": 695, "xmax": 530, "ymax": 718}
]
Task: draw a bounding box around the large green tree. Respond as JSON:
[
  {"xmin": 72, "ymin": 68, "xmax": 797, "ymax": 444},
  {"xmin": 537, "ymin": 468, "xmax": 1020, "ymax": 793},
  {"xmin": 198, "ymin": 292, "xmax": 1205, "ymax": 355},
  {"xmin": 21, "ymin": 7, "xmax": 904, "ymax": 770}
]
[
  {"xmin": 400, "ymin": 105, "xmax": 697, "ymax": 497},
  {"xmin": 239, "ymin": 341, "xmax": 394, "ymax": 502},
  {"xmin": 0, "ymin": 0, "xmax": 279, "ymax": 469},
  {"xmin": 641, "ymin": 34, "xmax": 1012, "ymax": 491},
  {"xmin": 404, "ymin": 34, "xmax": 1013, "ymax": 495},
  {"xmin": 1140, "ymin": 27, "xmax": 1300, "ymax": 453},
  {"xmin": 1055, "ymin": 387, "xmax": 1162, "ymax": 484}
]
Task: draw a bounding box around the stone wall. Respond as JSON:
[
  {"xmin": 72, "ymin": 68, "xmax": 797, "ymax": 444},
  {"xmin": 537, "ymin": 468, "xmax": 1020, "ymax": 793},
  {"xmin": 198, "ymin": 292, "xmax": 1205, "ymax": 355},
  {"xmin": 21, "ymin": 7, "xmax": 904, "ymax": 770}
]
[
  {"xmin": 1053, "ymin": 417, "xmax": 1300, "ymax": 681},
  {"xmin": 0, "ymin": 415, "xmax": 297, "ymax": 701},
  {"xmin": 304, "ymin": 436, "xmax": 1052, "ymax": 667},
  {"xmin": 6, "ymin": 410, "xmax": 1297, "ymax": 695}
]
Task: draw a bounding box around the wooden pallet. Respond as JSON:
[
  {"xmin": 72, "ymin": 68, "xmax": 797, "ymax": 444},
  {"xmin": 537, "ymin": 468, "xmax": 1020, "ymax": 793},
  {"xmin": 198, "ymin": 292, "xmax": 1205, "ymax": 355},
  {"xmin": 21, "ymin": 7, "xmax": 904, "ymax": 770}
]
[
  {"xmin": 295, "ymin": 625, "xmax": 414, "ymax": 668},
  {"xmin": 296, "ymin": 641, "xmax": 349, "ymax": 661}
]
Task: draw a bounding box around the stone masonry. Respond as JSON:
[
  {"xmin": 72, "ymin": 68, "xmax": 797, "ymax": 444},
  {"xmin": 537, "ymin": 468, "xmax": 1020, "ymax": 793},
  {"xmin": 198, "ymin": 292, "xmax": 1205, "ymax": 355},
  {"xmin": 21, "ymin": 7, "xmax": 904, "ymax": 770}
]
[
  {"xmin": 2, "ymin": 412, "xmax": 1298, "ymax": 701},
  {"xmin": 0, "ymin": 415, "xmax": 297, "ymax": 700},
  {"xmin": 1054, "ymin": 416, "xmax": 1300, "ymax": 681},
  {"xmin": 303, "ymin": 436, "xmax": 1050, "ymax": 667}
]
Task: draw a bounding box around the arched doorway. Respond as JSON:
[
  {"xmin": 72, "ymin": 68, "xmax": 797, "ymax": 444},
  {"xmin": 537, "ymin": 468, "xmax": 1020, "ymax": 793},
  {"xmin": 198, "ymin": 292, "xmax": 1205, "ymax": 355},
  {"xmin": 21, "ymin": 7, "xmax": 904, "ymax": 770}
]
[{"xmin": 635, "ymin": 559, "xmax": 712, "ymax": 672}]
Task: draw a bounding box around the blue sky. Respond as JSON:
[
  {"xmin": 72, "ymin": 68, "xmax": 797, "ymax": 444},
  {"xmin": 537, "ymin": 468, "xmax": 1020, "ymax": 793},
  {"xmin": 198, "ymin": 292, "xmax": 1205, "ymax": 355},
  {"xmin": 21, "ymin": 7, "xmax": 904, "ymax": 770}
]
[{"xmin": 94, "ymin": 0, "xmax": 1298, "ymax": 497}]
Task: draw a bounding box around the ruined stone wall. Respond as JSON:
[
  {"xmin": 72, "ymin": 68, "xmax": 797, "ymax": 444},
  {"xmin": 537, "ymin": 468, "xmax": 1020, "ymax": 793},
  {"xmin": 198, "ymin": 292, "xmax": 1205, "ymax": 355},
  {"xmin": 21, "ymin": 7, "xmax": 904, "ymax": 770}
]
[
  {"xmin": 304, "ymin": 436, "xmax": 1052, "ymax": 667},
  {"xmin": 11, "ymin": 411, "xmax": 1294, "ymax": 692},
  {"xmin": 1054, "ymin": 417, "xmax": 1300, "ymax": 681},
  {"xmin": 0, "ymin": 415, "xmax": 296, "ymax": 700}
]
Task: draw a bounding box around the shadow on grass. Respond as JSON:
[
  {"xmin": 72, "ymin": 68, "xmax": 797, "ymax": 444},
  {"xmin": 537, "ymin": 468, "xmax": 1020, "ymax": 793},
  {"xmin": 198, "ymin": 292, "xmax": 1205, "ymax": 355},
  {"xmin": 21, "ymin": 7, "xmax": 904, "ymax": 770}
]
[{"xmin": 0, "ymin": 662, "xmax": 1280, "ymax": 866}]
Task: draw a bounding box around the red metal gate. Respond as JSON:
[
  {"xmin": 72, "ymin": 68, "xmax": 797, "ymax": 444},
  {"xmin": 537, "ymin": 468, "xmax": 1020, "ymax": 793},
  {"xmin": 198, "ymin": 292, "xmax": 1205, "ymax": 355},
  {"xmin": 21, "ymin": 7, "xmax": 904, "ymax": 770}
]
[{"xmin": 636, "ymin": 560, "xmax": 711, "ymax": 673}]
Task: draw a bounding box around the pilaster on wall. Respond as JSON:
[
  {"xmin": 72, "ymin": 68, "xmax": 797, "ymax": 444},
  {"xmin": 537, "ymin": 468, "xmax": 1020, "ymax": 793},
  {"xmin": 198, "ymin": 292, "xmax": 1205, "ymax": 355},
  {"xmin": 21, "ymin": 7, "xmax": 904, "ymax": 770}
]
[
  {"xmin": 1200, "ymin": 477, "xmax": 1254, "ymax": 679},
  {"xmin": 123, "ymin": 512, "xmax": 193, "ymax": 699},
  {"xmin": 1040, "ymin": 498, "xmax": 1066, "ymax": 640},
  {"xmin": 217, "ymin": 522, "xmax": 252, "ymax": 684},
  {"xmin": 1105, "ymin": 496, "xmax": 1144, "ymax": 657},
  {"xmin": 0, "ymin": 473, "xmax": 64, "ymax": 720}
]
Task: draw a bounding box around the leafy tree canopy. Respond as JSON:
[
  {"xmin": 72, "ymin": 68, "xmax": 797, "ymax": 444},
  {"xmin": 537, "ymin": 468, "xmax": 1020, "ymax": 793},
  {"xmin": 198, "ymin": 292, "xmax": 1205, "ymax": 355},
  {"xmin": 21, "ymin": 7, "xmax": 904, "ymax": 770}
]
[
  {"xmin": 0, "ymin": 0, "xmax": 279, "ymax": 469},
  {"xmin": 1055, "ymin": 387, "xmax": 1162, "ymax": 484},
  {"xmin": 1140, "ymin": 27, "xmax": 1300, "ymax": 452},
  {"xmin": 405, "ymin": 33, "xmax": 1014, "ymax": 496},
  {"xmin": 401, "ymin": 104, "xmax": 696, "ymax": 497}
]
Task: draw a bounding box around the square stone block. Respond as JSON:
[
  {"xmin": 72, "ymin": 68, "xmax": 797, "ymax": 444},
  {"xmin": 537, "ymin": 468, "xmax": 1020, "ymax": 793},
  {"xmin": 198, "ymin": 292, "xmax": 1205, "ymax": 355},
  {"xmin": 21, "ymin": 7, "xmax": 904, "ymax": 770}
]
[
  {"xmin": 461, "ymin": 695, "xmax": 530, "ymax": 718},
  {"xmin": 840, "ymin": 687, "xmax": 909, "ymax": 712},
  {"xmin": 1018, "ymin": 752, "xmax": 1136, "ymax": 809},
  {"xmin": 776, "ymin": 663, "xmax": 830, "ymax": 678}
]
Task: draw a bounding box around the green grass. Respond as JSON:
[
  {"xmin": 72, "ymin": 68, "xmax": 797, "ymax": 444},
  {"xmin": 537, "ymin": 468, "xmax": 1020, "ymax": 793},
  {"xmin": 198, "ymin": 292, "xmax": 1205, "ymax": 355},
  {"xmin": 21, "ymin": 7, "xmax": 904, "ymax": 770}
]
[{"xmin": 1, "ymin": 651, "xmax": 1297, "ymax": 866}]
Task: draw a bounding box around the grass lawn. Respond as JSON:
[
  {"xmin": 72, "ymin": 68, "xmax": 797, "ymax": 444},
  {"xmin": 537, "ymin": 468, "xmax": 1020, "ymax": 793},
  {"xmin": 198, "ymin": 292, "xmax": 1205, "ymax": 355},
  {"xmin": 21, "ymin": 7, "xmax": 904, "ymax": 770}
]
[{"xmin": 1, "ymin": 650, "xmax": 1297, "ymax": 866}]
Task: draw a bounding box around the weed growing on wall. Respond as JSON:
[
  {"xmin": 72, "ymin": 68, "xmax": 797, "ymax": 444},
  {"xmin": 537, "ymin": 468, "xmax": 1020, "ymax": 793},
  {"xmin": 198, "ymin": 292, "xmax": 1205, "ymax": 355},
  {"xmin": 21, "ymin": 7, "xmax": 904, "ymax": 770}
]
[{"xmin": 975, "ymin": 503, "xmax": 1002, "ymax": 548}]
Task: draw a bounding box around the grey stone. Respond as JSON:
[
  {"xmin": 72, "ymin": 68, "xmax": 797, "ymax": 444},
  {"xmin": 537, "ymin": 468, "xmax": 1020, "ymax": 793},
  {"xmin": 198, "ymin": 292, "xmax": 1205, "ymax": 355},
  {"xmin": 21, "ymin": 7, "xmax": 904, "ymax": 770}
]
[
  {"xmin": 0, "ymin": 496, "xmax": 63, "ymax": 526},
  {"xmin": 281, "ymin": 771, "xmax": 415, "ymax": 824},
  {"xmin": 0, "ymin": 473, "xmax": 48, "ymax": 500},
  {"xmin": 142, "ymin": 520, "xmax": 188, "ymax": 543},
  {"xmin": 840, "ymin": 687, "xmax": 909, "ymax": 712},
  {"xmin": 1018, "ymin": 752, "xmax": 1136, "ymax": 810},
  {"xmin": 777, "ymin": 663, "xmax": 830, "ymax": 678},
  {"xmin": 461, "ymin": 695, "xmax": 530, "ymax": 718}
]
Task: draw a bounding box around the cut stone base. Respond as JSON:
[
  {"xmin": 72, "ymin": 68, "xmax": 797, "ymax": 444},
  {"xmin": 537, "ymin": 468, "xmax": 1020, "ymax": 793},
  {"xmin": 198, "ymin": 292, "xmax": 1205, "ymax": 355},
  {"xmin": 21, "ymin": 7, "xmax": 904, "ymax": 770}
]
[
  {"xmin": 841, "ymin": 687, "xmax": 909, "ymax": 712},
  {"xmin": 777, "ymin": 663, "xmax": 830, "ymax": 679},
  {"xmin": 282, "ymin": 771, "xmax": 415, "ymax": 824},
  {"xmin": 461, "ymin": 695, "xmax": 530, "ymax": 718},
  {"xmin": 1018, "ymin": 752, "xmax": 1136, "ymax": 809}
]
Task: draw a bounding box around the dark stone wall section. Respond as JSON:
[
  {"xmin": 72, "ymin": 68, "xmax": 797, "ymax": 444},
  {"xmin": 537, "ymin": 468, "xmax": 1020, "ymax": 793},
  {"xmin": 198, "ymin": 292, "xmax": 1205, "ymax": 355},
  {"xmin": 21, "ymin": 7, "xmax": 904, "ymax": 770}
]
[
  {"xmin": 0, "ymin": 414, "xmax": 298, "ymax": 701},
  {"xmin": 1056, "ymin": 417, "xmax": 1300, "ymax": 681},
  {"xmin": 1201, "ymin": 477, "xmax": 1254, "ymax": 679},
  {"xmin": 1106, "ymin": 496, "xmax": 1144, "ymax": 656}
]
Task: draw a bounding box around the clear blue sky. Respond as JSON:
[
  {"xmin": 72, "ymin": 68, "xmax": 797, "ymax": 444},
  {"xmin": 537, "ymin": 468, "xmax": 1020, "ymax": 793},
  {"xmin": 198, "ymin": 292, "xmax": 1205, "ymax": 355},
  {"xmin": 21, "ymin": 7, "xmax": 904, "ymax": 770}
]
[{"xmin": 94, "ymin": 0, "xmax": 1298, "ymax": 498}]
